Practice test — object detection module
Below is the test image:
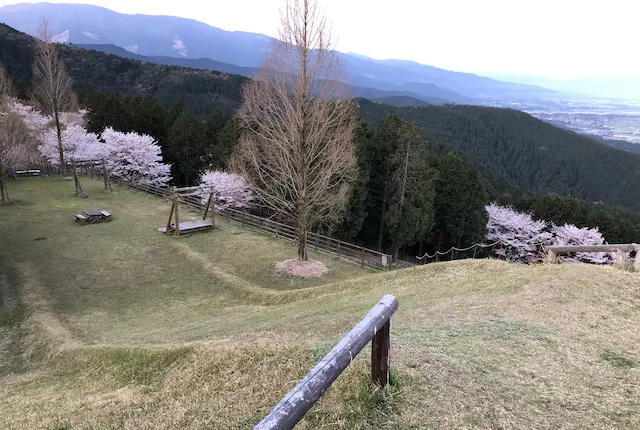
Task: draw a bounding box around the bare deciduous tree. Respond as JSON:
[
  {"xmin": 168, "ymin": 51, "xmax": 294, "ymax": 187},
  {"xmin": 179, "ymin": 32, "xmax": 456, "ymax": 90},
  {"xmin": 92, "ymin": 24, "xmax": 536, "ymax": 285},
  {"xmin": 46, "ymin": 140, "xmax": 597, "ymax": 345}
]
[
  {"xmin": 231, "ymin": 0, "xmax": 357, "ymax": 261},
  {"xmin": 32, "ymin": 18, "xmax": 76, "ymax": 169}
]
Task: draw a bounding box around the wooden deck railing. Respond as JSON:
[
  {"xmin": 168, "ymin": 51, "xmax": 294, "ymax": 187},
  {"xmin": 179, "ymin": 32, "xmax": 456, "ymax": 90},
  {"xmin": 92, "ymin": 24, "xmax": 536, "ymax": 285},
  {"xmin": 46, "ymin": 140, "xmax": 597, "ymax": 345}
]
[
  {"xmin": 254, "ymin": 294, "xmax": 399, "ymax": 430},
  {"xmin": 108, "ymin": 176, "xmax": 391, "ymax": 270},
  {"xmin": 546, "ymin": 243, "xmax": 640, "ymax": 271}
]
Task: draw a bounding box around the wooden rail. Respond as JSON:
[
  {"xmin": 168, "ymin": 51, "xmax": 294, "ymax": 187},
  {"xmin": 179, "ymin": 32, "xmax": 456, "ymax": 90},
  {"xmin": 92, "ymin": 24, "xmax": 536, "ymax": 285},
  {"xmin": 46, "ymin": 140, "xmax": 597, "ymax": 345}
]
[
  {"xmin": 254, "ymin": 294, "xmax": 399, "ymax": 430},
  {"xmin": 107, "ymin": 175, "xmax": 391, "ymax": 269},
  {"xmin": 545, "ymin": 243, "xmax": 640, "ymax": 271}
]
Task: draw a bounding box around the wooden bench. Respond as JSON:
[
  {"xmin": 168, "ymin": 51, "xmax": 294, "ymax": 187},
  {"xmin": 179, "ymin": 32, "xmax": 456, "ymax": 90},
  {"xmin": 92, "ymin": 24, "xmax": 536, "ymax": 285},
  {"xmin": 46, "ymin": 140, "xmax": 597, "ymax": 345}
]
[
  {"xmin": 75, "ymin": 210, "xmax": 112, "ymax": 224},
  {"xmin": 15, "ymin": 169, "xmax": 41, "ymax": 177}
]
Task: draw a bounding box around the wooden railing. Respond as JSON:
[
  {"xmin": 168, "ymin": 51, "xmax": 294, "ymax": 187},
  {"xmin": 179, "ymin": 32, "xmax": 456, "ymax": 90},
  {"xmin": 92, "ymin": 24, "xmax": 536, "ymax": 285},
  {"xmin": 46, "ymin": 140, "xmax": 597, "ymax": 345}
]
[
  {"xmin": 254, "ymin": 294, "xmax": 399, "ymax": 430},
  {"xmin": 109, "ymin": 176, "xmax": 392, "ymax": 270},
  {"xmin": 546, "ymin": 243, "xmax": 640, "ymax": 270}
]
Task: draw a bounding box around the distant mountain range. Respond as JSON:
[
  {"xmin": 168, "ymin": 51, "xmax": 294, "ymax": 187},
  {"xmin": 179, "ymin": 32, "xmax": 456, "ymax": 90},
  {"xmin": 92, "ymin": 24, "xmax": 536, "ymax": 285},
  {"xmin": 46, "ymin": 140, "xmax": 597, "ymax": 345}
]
[
  {"xmin": 0, "ymin": 2, "xmax": 559, "ymax": 104},
  {"xmin": 72, "ymin": 43, "xmax": 454, "ymax": 105}
]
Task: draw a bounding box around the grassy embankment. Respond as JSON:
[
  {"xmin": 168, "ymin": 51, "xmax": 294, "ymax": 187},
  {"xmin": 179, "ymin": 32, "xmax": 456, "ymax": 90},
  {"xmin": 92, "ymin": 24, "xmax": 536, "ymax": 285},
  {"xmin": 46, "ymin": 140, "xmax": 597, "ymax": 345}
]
[{"xmin": 1, "ymin": 177, "xmax": 639, "ymax": 429}]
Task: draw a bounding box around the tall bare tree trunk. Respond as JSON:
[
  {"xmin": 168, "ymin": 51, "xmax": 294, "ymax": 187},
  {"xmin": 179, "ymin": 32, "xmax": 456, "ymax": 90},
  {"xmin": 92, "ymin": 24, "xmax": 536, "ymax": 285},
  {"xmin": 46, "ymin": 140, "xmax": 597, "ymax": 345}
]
[
  {"xmin": 54, "ymin": 110, "xmax": 64, "ymax": 170},
  {"xmin": 32, "ymin": 19, "xmax": 75, "ymax": 173},
  {"xmin": 0, "ymin": 166, "xmax": 8, "ymax": 202},
  {"xmin": 297, "ymin": 224, "xmax": 308, "ymax": 261},
  {"xmin": 231, "ymin": 0, "xmax": 357, "ymax": 263}
]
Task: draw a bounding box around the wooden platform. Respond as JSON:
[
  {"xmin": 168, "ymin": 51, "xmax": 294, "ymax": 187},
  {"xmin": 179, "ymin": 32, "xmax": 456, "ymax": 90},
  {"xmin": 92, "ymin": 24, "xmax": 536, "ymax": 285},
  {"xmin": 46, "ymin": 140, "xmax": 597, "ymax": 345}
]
[{"xmin": 157, "ymin": 219, "xmax": 214, "ymax": 235}]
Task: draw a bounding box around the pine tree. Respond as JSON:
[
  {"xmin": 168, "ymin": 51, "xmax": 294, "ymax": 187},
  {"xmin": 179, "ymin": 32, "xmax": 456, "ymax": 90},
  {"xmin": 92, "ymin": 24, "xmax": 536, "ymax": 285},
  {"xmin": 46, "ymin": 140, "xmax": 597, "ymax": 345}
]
[
  {"xmin": 433, "ymin": 152, "xmax": 489, "ymax": 253},
  {"xmin": 337, "ymin": 120, "xmax": 371, "ymax": 241},
  {"xmin": 366, "ymin": 114, "xmax": 403, "ymax": 251},
  {"xmin": 203, "ymin": 108, "xmax": 229, "ymax": 169},
  {"xmin": 167, "ymin": 109, "xmax": 206, "ymax": 185},
  {"xmin": 385, "ymin": 121, "xmax": 436, "ymax": 261}
]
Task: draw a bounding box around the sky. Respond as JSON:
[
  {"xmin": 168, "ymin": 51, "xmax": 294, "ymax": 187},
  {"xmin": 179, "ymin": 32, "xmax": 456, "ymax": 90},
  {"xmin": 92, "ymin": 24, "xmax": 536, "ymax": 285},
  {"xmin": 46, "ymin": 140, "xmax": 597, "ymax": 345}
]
[{"xmin": 1, "ymin": 0, "xmax": 638, "ymax": 78}]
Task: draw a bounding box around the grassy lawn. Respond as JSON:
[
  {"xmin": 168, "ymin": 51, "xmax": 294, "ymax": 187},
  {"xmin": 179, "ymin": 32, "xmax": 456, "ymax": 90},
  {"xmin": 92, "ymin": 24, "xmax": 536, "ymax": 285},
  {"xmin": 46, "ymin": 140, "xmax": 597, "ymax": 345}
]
[{"xmin": 1, "ymin": 177, "xmax": 640, "ymax": 429}]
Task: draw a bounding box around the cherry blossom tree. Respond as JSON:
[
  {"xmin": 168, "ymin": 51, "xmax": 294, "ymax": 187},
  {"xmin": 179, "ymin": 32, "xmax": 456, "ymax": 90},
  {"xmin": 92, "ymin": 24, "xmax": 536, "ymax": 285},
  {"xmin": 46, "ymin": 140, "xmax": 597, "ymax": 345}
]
[
  {"xmin": 552, "ymin": 224, "xmax": 610, "ymax": 264},
  {"xmin": 0, "ymin": 111, "xmax": 31, "ymax": 201},
  {"xmin": 0, "ymin": 65, "xmax": 47, "ymax": 201},
  {"xmin": 199, "ymin": 170, "xmax": 253, "ymax": 211},
  {"xmin": 100, "ymin": 127, "xmax": 171, "ymax": 187},
  {"xmin": 39, "ymin": 123, "xmax": 103, "ymax": 165},
  {"xmin": 7, "ymin": 100, "xmax": 49, "ymax": 137},
  {"xmin": 39, "ymin": 123, "xmax": 103, "ymax": 196},
  {"xmin": 486, "ymin": 203, "xmax": 553, "ymax": 264}
]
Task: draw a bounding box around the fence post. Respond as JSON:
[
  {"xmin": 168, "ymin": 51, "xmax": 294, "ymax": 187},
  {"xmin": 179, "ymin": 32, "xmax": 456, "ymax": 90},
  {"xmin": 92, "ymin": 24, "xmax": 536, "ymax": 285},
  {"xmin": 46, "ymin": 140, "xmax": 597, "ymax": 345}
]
[
  {"xmin": 371, "ymin": 320, "xmax": 391, "ymax": 386},
  {"xmin": 254, "ymin": 295, "xmax": 399, "ymax": 430},
  {"xmin": 361, "ymin": 247, "xmax": 366, "ymax": 267}
]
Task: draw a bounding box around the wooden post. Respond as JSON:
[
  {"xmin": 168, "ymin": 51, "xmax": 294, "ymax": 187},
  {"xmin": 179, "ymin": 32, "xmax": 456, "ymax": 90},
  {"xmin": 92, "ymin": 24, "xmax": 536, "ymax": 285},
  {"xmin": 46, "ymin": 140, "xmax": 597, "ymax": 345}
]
[
  {"xmin": 361, "ymin": 247, "xmax": 366, "ymax": 267},
  {"xmin": 614, "ymin": 249, "xmax": 627, "ymax": 270},
  {"xmin": 102, "ymin": 159, "xmax": 112, "ymax": 193},
  {"xmin": 315, "ymin": 234, "xmax": 319, "ymax": 251},
  {"xmin": 203, "ymin": 193, "xmax": 212, "ymax": 219},
  {"xmin": 371, "ymin": 320, "xmax": 391, "ymax": 387},
  {"xmin": 174, "ymin": 197, "xmax": 181, "ymax": 236},
  {"xmin": 254, "ymin": 295, "xmax": 399, "ymax": 430},
  {"xmin": 633, "ymin": 244, "xmax": 640, "ymax": 272},
  {"xmin": 336, "ymin": 241, "xmax": 341, "ymax": 258},
  {"xmin": 546, "ymin": 250, "xmax": 557, "ymax": 264},
  {"xmin": 166, "ymin": 200, "xmax": 175, "ymax": 232}
]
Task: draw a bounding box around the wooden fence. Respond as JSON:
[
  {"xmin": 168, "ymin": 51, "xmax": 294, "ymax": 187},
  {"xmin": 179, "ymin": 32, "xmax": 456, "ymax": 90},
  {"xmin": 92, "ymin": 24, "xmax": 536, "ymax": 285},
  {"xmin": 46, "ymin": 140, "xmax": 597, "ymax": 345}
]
[
  {"xmin": 546, "ymin": 243, "xmax": 640, "ymax": 271},
  {"xmin": 109, "ymin": 176, "xmax": 391, "ymax": 270},
  {"xmin": 254, "ymin": 294, "xmax": 399, "ymax": 430}
]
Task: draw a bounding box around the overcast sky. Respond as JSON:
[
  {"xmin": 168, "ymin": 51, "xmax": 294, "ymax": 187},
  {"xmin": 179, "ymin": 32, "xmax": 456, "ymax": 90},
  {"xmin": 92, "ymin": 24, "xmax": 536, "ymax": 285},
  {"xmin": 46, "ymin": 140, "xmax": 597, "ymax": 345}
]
[{"xmin": 1, "ymin": 0, "xmax": 638, "ymax": 78}]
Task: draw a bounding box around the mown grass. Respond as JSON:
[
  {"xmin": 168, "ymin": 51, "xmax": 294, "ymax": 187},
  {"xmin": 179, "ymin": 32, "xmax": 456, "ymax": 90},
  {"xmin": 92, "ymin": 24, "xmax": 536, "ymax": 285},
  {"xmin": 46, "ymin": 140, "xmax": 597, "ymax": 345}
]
[
  {"xmin": 1, "ymin": 176, "xmax": 640, "ymax": 429},
  {"xmin": 0, "ymin": 177, "xmax": 370, "ymax": 345}
]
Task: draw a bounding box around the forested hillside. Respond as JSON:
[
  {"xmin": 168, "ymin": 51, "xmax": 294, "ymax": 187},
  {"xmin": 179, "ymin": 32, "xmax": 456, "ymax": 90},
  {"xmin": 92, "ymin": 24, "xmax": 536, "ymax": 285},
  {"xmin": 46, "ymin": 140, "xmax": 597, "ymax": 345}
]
[
  {"xmin": 359, "ymin": 99, "xmax": 640, "ymax": 211},
  {"xmin": 0, "ymin": 23, "xmax": 246, "ymax": 116},
  {"xmin": 2, "ymin": 23, "xmax": 639, "ymax": 253}
]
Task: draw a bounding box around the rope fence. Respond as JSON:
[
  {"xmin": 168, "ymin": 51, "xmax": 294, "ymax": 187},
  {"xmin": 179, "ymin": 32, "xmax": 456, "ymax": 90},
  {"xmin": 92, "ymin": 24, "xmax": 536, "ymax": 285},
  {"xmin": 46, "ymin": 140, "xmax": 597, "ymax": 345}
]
[
  {"xmin": 415, "ymin": 240, "xmax": 502, "ymax": 261},
  {"xmin": 415, "ymin": 241, "xmax": 553, "ymax": 264}
]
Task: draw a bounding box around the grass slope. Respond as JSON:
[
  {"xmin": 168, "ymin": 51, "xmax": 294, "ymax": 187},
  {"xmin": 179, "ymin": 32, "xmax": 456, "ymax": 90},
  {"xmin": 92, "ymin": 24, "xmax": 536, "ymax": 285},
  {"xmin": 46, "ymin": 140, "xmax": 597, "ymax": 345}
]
[{"xmin": 1, "ymin": 177, "xmax": 640, "ymax": 429}]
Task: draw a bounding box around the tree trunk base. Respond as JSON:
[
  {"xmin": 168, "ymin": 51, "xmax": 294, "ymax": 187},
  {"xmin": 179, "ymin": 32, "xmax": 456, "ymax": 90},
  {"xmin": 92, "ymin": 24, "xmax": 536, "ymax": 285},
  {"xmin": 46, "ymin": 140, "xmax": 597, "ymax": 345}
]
[{"xmin": 275, "ymin": 259, "xmax": 328, "ymax": 278}]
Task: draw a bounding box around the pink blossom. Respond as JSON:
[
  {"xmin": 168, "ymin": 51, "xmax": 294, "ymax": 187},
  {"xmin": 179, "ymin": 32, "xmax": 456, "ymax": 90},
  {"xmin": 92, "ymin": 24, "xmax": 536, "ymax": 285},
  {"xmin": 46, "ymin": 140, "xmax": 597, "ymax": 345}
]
[
  {"xmin": 39, "ymin": 123, "xmax": 104, "ymax": 164},
  {"xmin": 486, "ymin": 203, "xmax": 553, "ymax": 264},
  {"xmin": 101, "ymin": 127, "xmax": 171, "ymax": 187},
  {"xmin": 552, "ymin": 224, "xmax": 610, "ymax": 264},
  {"xmin": 199, "ymin": 170, "xmax": 253, "ymax": 211}
]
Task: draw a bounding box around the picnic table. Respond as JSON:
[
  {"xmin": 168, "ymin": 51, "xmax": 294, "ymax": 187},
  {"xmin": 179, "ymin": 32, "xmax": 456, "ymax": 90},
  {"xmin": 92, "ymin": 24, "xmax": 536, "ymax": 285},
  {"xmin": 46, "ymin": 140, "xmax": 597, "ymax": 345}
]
[{"xmin": 75, "ymin": 210, "xmax": 112, "ymax": 224}]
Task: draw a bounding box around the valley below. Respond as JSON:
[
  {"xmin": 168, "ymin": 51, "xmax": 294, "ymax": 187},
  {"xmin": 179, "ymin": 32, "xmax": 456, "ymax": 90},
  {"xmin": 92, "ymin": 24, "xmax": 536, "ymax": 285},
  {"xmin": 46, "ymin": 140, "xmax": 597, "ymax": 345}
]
[{"xmin": 483, "ymin": 97, "xmax": 640, "ymax": 147}]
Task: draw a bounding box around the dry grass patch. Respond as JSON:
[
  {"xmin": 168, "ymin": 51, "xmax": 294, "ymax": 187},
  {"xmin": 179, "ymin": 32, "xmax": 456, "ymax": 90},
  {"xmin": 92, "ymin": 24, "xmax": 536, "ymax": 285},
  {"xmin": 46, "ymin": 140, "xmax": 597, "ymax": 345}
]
[
  {"xmin": 275, "ymin": 259, "xmax": 329, "ymax": 278},
  {"xmin": 0, "ymin": 343, "xmax": 399, "ymax": 430}
]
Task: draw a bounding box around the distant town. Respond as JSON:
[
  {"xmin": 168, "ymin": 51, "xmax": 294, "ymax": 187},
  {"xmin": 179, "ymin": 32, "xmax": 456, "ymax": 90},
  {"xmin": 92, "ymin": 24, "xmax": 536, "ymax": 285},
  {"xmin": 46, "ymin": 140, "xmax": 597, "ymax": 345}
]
[{"xmin": 483, "ymin": 97, "xmax": 640, "ymax": 144}]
